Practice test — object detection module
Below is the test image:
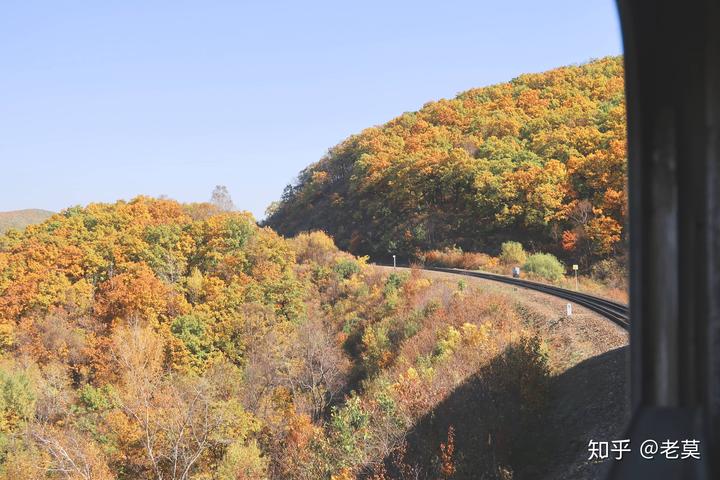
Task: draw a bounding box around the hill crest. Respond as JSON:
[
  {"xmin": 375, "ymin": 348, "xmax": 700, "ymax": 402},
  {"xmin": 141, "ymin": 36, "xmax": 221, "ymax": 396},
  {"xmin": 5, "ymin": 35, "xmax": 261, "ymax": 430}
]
[
  {"xmin": 0, "ymin": 209, "xmax": 55, "ymax": 233},
  {"xmin": 267, "ymin": 56, "xmax": 626, "ymax": 263}
]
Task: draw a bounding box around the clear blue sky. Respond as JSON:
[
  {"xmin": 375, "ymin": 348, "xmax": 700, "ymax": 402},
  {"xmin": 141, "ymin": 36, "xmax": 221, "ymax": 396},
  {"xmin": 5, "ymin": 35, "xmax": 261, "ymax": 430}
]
[{"xmin": 1, "ymin": 0, "xmax": 622, "ymax": 219}]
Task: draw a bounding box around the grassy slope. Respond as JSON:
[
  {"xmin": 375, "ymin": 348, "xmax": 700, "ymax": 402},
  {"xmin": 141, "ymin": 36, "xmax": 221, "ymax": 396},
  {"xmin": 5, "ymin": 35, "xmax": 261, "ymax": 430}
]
[
  {"xmin": 382, "ymin": 267, "xmax": 629, "ymax": 480},
  {"xmin": 0, "ymin": 209, "xmax": 55, "ymax": 233}
]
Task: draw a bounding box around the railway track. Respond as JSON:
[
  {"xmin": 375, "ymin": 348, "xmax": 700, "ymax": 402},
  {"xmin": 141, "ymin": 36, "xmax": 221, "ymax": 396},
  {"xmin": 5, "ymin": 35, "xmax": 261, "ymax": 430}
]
[{"xmin": 413, "ymin": 266, "xmax": 630, "ymax": 330}]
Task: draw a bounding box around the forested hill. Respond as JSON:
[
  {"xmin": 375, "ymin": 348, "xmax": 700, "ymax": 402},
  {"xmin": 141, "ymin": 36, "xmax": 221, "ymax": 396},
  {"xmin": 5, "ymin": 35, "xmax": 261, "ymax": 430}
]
[
  {"xmin": 266, "ymin": 56, "xmax": 626, "ymax": 262},
  {"xmin": 0, "ymin": 209, "xmax": 54, "ymax": 234},
  {"xmin": 0, "ymin": 196, "xmax": 569, "ymax": 478}
]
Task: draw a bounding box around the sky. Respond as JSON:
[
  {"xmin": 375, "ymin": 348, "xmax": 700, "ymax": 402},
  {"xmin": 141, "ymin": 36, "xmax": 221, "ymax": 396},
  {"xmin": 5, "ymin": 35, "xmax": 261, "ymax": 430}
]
[{"xmin": 0, "ymin": 0, "xmax": 622, "ymax": 219}]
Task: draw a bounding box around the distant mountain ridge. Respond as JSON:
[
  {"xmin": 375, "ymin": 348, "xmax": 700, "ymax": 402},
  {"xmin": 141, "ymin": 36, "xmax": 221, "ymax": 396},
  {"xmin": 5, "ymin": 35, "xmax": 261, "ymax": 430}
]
[{"xmin": 0, "ymin": 209, "xmax": 55, "ymax": 233}]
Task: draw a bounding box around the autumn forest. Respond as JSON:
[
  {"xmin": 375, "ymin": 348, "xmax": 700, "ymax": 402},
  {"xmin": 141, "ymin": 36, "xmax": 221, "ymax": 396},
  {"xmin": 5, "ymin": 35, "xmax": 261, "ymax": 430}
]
[
  {"xmin": 267, "ymin": 57, "xmax": 626, "ymax": 266},
  {"xmin": 0, "ymin": 57, "xmax": 628, "ymax": 479}
]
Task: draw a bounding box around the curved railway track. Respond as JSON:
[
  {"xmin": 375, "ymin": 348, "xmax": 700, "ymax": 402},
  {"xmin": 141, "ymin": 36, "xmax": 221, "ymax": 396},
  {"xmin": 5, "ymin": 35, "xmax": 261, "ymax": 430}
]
[{"xmin": 414, "ymin": 266, "xmax": 630, "ymax": 330}]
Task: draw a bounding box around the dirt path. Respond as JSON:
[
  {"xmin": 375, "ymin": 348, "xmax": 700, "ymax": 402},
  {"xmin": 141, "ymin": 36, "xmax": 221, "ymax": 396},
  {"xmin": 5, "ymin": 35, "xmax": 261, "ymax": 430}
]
[{"xmin": 375, "ymin": 266, "xmax": 629, "ymax": 479}]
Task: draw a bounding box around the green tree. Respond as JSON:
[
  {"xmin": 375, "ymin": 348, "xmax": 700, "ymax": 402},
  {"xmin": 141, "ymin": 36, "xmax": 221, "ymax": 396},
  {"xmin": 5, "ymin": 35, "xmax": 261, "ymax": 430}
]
[{"xmin": 500, "ymin": 241, "xmax": 527, "ymax": 265}]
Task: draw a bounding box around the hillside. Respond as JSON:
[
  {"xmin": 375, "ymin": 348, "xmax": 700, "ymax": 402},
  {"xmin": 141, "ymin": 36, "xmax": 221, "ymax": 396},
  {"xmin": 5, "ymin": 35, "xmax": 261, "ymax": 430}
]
[
  {"xmin": 266, "ymin": 57, "xmax": 626, "ymax": 263},
  {"xmin": 0, "ymin": 209, "xmax": 54, "ymax": 233},
  {"xmin": 0, "ymin": 197, "xmax": 624, "ymax": 479}
]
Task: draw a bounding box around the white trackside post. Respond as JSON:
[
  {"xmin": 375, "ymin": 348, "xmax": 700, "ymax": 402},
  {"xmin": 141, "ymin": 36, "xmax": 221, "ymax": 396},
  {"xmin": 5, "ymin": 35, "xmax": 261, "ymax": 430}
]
[
  {"xmin": 393, "ymin": 254, "xmax": 396, "ymax": 269},
  {"xmin": 567, "ymin": 303, "xmax": 573, "ymax": 316},
  {"xmin": 572, "ymin": 264, "xmax": 579, "ymax": 291}
]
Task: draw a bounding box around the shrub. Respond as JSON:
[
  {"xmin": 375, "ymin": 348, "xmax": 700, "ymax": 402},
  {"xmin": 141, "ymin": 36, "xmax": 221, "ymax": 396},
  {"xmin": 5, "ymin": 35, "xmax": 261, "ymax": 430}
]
[
  {"xmin": 0, "ymin": 366, "xmax": 36, "ymax": 433},
  {"xmin": 461, "ymin": 322, "xmax": 491, "ymax": 347},
  {"xmin": 432, "ymin": 326, "xmax": 462, "ymax": 361},
  {"xmin": 423, "ymin": 300, "xmax": 440, "ymax": 317},
  {"xmin": 382, "ymin": 272, "xmax": 408, "ymax": 310},
  {"xmin": 78, "ymin": 384, "xmax": 117, "ymax": 411},
  {"xmin": 333, "ymin": 258, "xmax": 361, "ymax": 279},
  {"xmin": 402, "ymin": 318, "xmax": 422, "ymax": 340},
  {"xmin": 362, "ymin": 325, "xmax": 392, "ymax": 375},
  {"xmin": 330, "ymin": 395, "xmax": 370, "ymax": 457},
  {"xmin": 424, "ymin": 247, "xmax": 492, "ymax": 270},
  {"xmin": 384, "ymin": 272, "xmax": 406, "ymax": 292},
  {"xmin": 591, "ymin": 258, "xmax": 627, "ymax": 288},
  {"xmin": 291, "ymin": 230, "xmax": 338, "ymax": 265},
  {"xmin": 499, "ymin": 241, "xmax": 527, "ymax": 265},
  {"xmin": 523, "ymin": 253, "xmax": 565, "ymax": 282}
]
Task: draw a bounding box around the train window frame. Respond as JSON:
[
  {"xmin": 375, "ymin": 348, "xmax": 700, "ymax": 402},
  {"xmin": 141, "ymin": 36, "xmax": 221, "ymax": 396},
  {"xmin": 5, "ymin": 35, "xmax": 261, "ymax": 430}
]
[{"xmin": 611, "ymin": 0, "xmax": 719, "ymax": 477}]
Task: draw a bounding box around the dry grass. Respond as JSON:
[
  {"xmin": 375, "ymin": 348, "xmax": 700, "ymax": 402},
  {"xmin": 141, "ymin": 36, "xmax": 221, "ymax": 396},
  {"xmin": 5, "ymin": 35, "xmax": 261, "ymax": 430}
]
[
  {"xmin": 419, "ymin": 247, "xmax": 629, "ymax": 304},
  {"xmin": 534, "ymin": 273, "xmax": 629, "ymax": 304}
]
